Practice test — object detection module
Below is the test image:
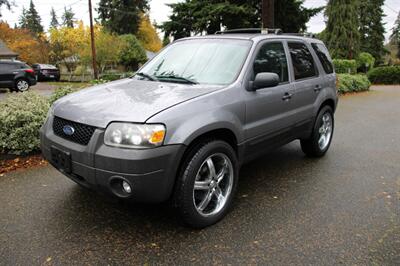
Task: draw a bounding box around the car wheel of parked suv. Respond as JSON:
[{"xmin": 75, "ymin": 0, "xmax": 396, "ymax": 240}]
[
  {"xmin": 15, "ymin": 79, "xmax": 30, "ymax": 92},
  {"xmin": 301, "ymin": 105, "xmax": 334, "ymax": 157},
  {"xmin": 174, "ymin": 140, "xmax": 238, "ymax": 228}
]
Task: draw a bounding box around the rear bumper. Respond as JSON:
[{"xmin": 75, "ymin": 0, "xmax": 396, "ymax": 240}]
[
  {"xmin": 40, "ymin": 116, "xmax": 186, "ymax": 203},
  {"xmin": 29, "ymin": 77, "xmax": 37, "ymax": 86},
  {"xmin": 38, "ymin": 72, "xmax": 60, "ymax": 80}
]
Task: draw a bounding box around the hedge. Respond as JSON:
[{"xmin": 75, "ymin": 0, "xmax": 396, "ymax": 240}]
[
  {"xmin": 333, "ymin": 59, "xmax": 357, "ymax": 74},
  {"xmin": 49, "ymin": 86, "xmax": 77, "ymax": 105},
  {"xmin": 337, "ymin": 74, "xmax": 371, "ymax": 94},
  {"xmin": 356, "ymin": 52, "xmax": 375, "ymax": 73},
  {"xmin": 367, "ymin": 66, "xmax": 400, "ymax": 84},
  {"xmin": 0, "ymin": 92, "xmax": 49, "ymax": 154}
]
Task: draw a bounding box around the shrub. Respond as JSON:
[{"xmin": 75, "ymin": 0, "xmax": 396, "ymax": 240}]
[
  {"xmin": 337, "ymin": 74, "xmax": 371, "ymax": 94},
  {"xmin": 367, "ymin": 66, "xmax": 400, "ymax": 84},
  {"xmin": 89, "ymin": 79, "xmax": 108, "ymax": 85},
  {"xmin": 118, "ymin": 34, "xmax": 147, "ymax": 71},
  {"xmin": 333, "ymin": 59, "xmax": 357, "ymax": 74},
  {"xmin": 99, "ymin": 72, "xmax": 135, "ymax": 81},
  {"xmin": 48, "ymin": 86, "xmax": 77, "ymax": 105},
  {"xmin": 356, "ymin": 52, "xmax": 375, "ymax": 73},
  {"xmin": 0, "ymin": 92, "xmax": 49, "ymax": 154}
]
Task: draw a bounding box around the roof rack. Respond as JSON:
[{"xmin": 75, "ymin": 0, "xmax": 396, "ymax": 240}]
[
  {"xmin": 214, "ymin": 28, "xmax": 316, "ymax": 38},
  {"xmin": 215, "ymin": 28, "xmax": 282, "ymax": 35}
]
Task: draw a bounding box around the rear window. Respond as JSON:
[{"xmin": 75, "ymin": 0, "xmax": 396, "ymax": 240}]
[
  {"xmin": 39, "ymin": 64, "xmax": 57, "ymax": 69},
  {"xmin": 288, "ymin": 42, "xmax": 317, "ymax": 80},
  {"xmin": 311, "ymin": 43, "xmax": 334, "ymax": 74}
]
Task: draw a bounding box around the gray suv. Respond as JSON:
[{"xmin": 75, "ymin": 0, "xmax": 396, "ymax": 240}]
[{"xmin": 40, "ymin": 30, "xmax": 338, "ymax": 228}]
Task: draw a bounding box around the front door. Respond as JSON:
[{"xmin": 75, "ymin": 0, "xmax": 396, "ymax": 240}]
[{"xmin": 243, "ymin": 41, "xmax": 296, "ymax": 159}]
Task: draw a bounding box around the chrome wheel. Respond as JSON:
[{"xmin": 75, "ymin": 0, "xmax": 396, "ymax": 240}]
[
  {"xmin": 318, "ymin": 113, "xmax": 332, "ymax": 150},
  {"xmin": 16, "ymin": 80, "xmax": 29, "ymax": 91},
  {"xmin": 193, "ymin": 153, "xmax": 234, "ymax": 217}
]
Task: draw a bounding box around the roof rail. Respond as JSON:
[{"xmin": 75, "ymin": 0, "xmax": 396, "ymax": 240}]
[
  {"xmin": 214, "ymin": 28, "xmax": 316, "ymax": 38},
  {"xmin": 284, "ymin": 32, "xmax": 316, "ymax": 38},
  {"xmin": 215, "ymin": 28, "xmax": 282, "ymax": 35}
]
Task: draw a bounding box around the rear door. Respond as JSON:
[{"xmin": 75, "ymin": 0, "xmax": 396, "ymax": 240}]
[
  {"xmin": 311, "ymin": 42, "xmax": 336, "ymax": 92},
  {"xmin": 287, "ymin": 41, "xmax": 321, "ymax": 124},
  {"xmin": 243, "ymin": 40, "xmax": 296, "ymax": 157}
]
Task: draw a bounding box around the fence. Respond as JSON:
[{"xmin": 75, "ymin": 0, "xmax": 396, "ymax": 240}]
[{"xmin": 60, "ymin": 72, "xmax": 134, "ymax": 82}]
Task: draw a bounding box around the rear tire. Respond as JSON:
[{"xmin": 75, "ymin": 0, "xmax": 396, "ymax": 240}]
[
  {"xmin": 301, "ymin": 105, "xmax": 334, "ymax": 157},
  {"xmin": 174, "ymin": 140, "xmax": 239, "ymax": 228},
  {"xmin": 15, "ymin": 78, "xmax": 30, "ymax": 92}
]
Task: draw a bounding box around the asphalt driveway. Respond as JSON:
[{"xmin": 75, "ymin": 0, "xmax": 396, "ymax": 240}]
[
  {"xmin": 0, "ymin": 86, "xmax": 399, "ymax": 265},
  {"xmin": 0, "ymin": 82, "xmax": 57, "ymax": 100}
]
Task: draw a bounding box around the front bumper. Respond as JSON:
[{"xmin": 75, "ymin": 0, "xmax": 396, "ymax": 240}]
[{"xmin": 40, "ymin": 116, "xmax": 185, "ymax": 203}]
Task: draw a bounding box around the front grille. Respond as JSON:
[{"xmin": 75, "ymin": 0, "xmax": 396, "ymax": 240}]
[{"xmin": 52, "ymin": 116, "xmax": 96, "ymax": 145}]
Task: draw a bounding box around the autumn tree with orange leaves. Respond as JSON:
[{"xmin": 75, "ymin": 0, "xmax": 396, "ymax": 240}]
[{"xmin": 0, "ymin": 22, "xmax": 49, "ymax": 64}]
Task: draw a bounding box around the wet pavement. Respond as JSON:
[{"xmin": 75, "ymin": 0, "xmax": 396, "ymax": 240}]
[{"xmin": 0, "ymin": 86, "xmax": 399, "ymax": 265}]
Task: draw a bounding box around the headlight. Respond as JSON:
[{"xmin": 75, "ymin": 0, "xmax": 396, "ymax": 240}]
[{"xmin": 104, "ymin": 122, "xmax": 166, "ymax": 149}]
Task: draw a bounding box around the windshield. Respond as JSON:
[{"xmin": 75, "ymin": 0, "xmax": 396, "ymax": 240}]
[{"xmin": 138, "ymin": 39, "xmax": 252, "ymax": 85}]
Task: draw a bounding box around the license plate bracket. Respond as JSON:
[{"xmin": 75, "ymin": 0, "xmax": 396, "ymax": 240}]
[{"xmin": 50, "ymin": 146, "xmax": 71, "ymax": 174}]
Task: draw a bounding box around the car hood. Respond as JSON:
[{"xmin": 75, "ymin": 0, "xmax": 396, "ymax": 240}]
[{"xmin": 53, "ymin": 78, "xmax": 222, "ymax": 128}]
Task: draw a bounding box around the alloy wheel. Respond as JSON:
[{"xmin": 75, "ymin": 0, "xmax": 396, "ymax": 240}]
[
  {"xmin": 16, "ymin": 80, "xmax": 29, "ymax": 92},
  {"xmin": 318, "ymin": 112, "xmax": 333, "ymax": 150},
  {"xmin": 193, "ymin": 153, "xmax": 234, "ymax": 217}
]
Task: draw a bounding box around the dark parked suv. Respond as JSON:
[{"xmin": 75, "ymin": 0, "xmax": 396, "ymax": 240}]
[
  {"xmin": 41, "ymin": 29, "xmax": 338, "ymax": 228},
  {"xmin": 0, "ymin": 60, "xmax": 37, "ymax": 92},
  {"xmin": 32, "ymin": 64, "xmax": 60, "ymax": 81}
]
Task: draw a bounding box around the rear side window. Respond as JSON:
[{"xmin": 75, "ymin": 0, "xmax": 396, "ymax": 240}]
[
  {"xmin": 17, "ymin": 63, "xmax": 30, "ymax": 69},
  {"xmin": 253, "ymin": 42, "xmax": 288, "ymax": 83},
  {"xmin": 311, "ymin": 43, "xmax": 334, "ymax": 74},
  {"xmin": 288, "ymin": 42, "xmax": 317, "ymax": 80}
]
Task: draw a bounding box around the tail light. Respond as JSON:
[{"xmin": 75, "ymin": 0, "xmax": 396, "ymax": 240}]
[{"xmin": 24, "ymin": 69, "xmax": 34, "ymax": 74}]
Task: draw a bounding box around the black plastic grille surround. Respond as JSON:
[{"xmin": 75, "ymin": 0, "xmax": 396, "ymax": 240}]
[{"xmin": 52, "ymin": 116, "xmax": 96, "ymax": 145}]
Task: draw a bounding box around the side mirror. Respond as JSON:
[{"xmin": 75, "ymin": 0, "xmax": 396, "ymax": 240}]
[{"xmin": 250, "ymin": 72, "xmax": 280, "ymax": 91}]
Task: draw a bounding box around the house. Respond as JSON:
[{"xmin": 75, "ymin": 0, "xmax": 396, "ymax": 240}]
[{"xmin": 0, "ymin": 39, "xmax": 18, "ymax": 60}]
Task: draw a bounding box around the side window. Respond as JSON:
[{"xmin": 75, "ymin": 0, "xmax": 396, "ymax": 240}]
[
  {"xmin": 288, "ymin": 42, "xmax": 317, "ymax": 80},
  {"xmin": 253, "ymin": 42, "xmax": 288, "ymax": 83},
  {"xmin": 311, "ymin": 43, "xmax": 334, "ymax": 74}
]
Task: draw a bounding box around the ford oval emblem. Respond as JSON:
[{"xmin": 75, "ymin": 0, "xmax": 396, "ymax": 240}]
[{"xmin": 63, "ymin": 125, "xmax": 75, "ymax": 136}]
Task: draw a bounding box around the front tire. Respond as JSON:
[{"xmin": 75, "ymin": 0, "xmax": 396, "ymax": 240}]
[
  {"xmin": 15, "ymin": 79, "xmax": 30, "ymax": 92},
  {"xmin": 301, "ymin": 105, "xmax": 334, "ymax": 157},
  {"xmin": 174, "ymin": 140, "xmax": 239, "ymax": 228}
]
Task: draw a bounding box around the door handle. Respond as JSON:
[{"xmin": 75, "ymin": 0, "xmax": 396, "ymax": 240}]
[
  {"xmin": 314, "ymin": 85, "xmax": 322, "ymax": 92},
  {"xmin": 282, "ymin": 92, "xmax": 293, "ymax": 101}
]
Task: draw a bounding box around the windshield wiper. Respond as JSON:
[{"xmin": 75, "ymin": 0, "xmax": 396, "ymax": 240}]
[
  {"xmin": 156, "ymin": 75, "xmax": 199, "ymax": 85},
  {"xmin": 135, "ymin": 72, "xmax": 158, "ymax": 81}
]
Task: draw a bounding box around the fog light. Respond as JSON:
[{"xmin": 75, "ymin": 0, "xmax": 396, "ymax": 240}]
[{"xmin": 122, "ymin": 180, "xmax": 132, "ymax": 193}]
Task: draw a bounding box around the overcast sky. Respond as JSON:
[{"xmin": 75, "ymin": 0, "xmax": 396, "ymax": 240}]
[{"xmin": 1, "ymin": 0, "xmax": 399, "ymax": 41}]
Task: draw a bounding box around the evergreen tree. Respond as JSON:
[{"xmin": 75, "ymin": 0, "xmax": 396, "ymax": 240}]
[
  {"xmin": 50, "ymin": 7, "xmax": 59, "ymax": 29},
  {"xmin": 391, "ymin": 11, "xmax": 400, "ymax": 59},
  {"xmin": 62, "ymin": 7, "xmax": 75, "ymax": 28},
  {"xmin": 97, "ymin": 0, "xmax": 149, "ymax": 35},
  {"xmin": 161, "ymin": 0, "xmax": 322, "ymax": 40},
  {"xmin": 19, "ymin": 1, "xmax": 43, "ymax": 34},
  {"xmin": 324, "ymin": 0, "xmax": 360, "ymax": 59},
  {"xmin": 359, "ymin": 0, "xmax": 385, "ymax": 64},
  {"xmin": 162, "ymin": 35, "xmax": 170, "ymax": 47},
  {"xmin": 18, "ymin": 7, "xmax": 28, "ymax": 29}
]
